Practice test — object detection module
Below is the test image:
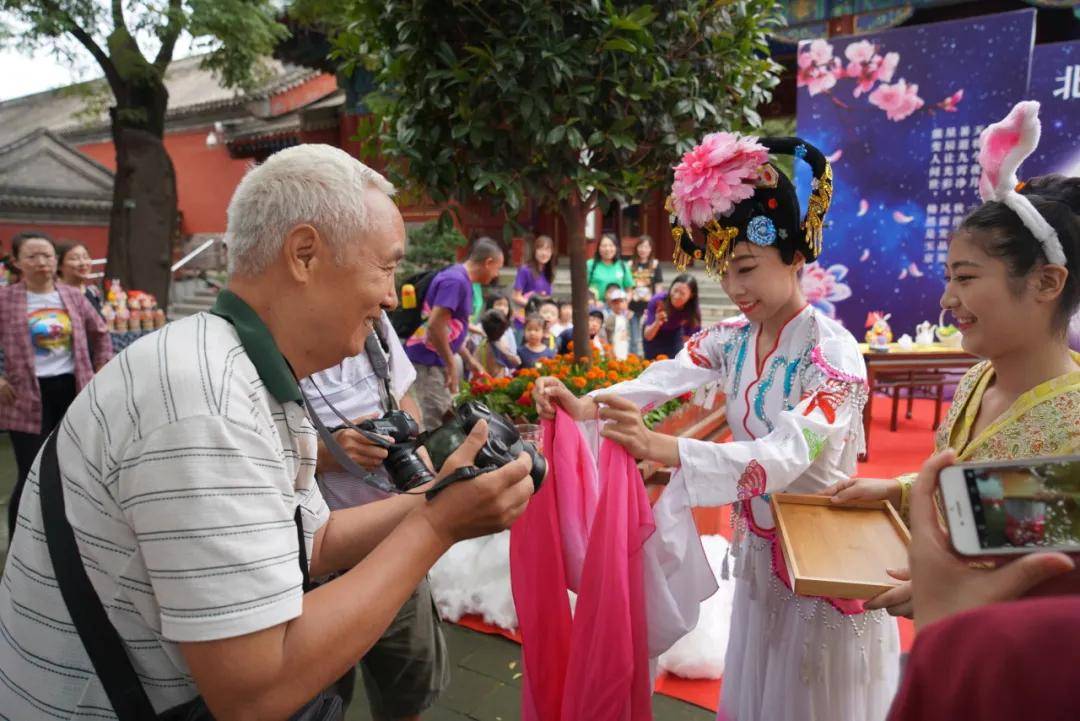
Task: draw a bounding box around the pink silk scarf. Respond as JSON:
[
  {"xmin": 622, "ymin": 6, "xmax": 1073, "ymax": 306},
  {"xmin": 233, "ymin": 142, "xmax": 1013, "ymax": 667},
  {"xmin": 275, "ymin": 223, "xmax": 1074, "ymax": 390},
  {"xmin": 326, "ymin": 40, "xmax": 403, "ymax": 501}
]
[{"xmin": 510, "ymin": 409, "xmax": 656, "ymax": 721}]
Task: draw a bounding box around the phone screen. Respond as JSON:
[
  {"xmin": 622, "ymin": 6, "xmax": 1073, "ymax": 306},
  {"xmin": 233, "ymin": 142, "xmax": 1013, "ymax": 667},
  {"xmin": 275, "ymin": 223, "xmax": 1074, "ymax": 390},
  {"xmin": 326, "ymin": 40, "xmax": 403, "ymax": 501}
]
[{"xmin": 964, "ymin": 459, "xmax": 1080, "ymax": 550}]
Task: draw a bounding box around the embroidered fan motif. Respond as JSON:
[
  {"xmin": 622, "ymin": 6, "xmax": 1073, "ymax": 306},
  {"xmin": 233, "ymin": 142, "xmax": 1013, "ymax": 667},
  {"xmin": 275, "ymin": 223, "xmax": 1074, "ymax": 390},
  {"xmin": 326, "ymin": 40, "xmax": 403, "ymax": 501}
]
[
  {"xmin": 802, "ymin": 378, "xmax": 853, "ymax": 424},
  {"xmin": 736, "ymin": 460, "xmax": 768, "ymax": 500},
  {"xmin": 803, "ymin": 428, "xmax": 826, "ymax": 461}
]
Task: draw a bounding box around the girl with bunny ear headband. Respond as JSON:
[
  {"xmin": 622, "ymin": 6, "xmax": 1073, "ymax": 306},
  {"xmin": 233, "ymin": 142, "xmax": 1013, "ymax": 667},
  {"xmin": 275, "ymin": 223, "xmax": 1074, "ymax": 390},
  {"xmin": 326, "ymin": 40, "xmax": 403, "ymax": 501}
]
[{"xmin": 821, "ymin": 103, "xmax": 1080, "ymax": 622}]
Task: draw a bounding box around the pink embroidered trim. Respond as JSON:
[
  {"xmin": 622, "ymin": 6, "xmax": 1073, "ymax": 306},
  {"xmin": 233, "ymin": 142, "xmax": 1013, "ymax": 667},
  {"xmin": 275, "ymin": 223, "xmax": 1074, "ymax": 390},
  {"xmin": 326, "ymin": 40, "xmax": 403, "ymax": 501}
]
[
  {"xmin": 721, "ymin": 316, "xmax": 750, "ymax": 328},
  {"xmin": 739, "ymin": 502, "xmax": 865, "ymax": 616},
  {"xmin": 810, "ymin": 345, "xmax": 867, "ymax": 386}
]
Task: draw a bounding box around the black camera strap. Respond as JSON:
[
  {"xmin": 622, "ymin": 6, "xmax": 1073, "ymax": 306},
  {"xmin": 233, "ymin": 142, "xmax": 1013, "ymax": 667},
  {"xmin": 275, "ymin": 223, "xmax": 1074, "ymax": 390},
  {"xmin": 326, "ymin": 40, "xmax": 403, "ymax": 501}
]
[
  {"xmin": 299, "ymin": 381, "xmax": 399, "ymax": 490},
  {"xmin": 365, "ymin": 319, "xmax": 397, "ymax": 412}
]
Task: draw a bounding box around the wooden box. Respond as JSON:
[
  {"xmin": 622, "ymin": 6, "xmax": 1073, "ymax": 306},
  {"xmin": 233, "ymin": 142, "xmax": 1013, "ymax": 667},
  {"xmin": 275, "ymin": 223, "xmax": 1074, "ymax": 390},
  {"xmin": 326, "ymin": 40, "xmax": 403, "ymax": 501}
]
[{"xmin": 770, "ymin": 494, "xmax": 911, "ymax": 600}]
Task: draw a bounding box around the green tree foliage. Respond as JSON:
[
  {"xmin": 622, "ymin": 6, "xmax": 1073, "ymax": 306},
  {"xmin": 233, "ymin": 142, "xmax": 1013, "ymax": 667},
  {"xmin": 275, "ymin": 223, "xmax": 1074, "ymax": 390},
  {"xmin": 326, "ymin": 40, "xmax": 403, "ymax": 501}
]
[
  {"xmin": 297, "ymin": 0, "xmax": 783, "ymax": 359},
  {"xmin": 0, "ymin": 1, "xmax": 288, "ymax": 303},
  {"xmin": 400, "ymin": 213, "xmax": 469, "ymax": 281}
]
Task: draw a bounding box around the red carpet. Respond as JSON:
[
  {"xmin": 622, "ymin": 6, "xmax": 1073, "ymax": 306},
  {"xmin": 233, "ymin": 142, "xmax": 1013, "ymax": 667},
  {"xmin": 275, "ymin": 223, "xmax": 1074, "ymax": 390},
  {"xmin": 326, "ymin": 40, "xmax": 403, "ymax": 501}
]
[{"xmin": 457, "ymin": 397, "xmax": 944, "ymax": 711}]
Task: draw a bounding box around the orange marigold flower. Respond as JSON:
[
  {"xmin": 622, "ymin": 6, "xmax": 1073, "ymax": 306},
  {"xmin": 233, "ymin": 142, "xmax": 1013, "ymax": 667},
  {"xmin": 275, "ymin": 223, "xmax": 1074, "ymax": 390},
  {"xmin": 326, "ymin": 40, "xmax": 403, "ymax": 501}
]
[
  {"xmin": 607, "ymin": 370, "xmax": 619, "ymax": 381},
  {"xmin": 571, "ymin": 377, "xmax": 587, "ymax": 389},
  {"xmin": 655, "ymin": 354, "xmax": 669, "ymax": 361}
]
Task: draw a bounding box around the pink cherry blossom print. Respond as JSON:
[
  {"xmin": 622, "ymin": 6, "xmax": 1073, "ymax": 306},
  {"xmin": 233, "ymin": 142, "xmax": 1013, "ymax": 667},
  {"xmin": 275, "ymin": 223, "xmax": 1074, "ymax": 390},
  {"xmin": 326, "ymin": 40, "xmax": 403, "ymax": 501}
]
[
  {"xmin": 868, "ymin": 79, "xmax": 924, "ymax": 121},
  {"xmin": 806, "ymin": 39, "xmax": 835, "ymax": 66},
  {"xmin": 940, "ymin": 88, "xmax": 964, "ymax": 112},
  {"xmin": 801, "ymin": 262, "xmax": 852, "ymax": 319}
]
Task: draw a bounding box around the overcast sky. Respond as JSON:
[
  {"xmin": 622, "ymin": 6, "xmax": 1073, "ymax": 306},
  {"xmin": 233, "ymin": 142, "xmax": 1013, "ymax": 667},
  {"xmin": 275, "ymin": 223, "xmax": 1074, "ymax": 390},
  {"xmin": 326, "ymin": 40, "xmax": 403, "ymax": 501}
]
[
  {"xmin": 0, "ymin": 34, "xmax": 197, "ymax": 102},
  {"xmin": 0, "ymin": 48, "xmax": 78, "ymax": 101}
]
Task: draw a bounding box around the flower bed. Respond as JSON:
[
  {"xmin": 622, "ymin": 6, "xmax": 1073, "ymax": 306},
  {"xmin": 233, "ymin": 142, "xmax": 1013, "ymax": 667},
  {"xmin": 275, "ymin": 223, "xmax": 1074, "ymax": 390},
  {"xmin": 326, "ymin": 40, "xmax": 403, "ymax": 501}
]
[{"xmin": 456, "ymin": 350, "xmax": 689, "ymax": 426}]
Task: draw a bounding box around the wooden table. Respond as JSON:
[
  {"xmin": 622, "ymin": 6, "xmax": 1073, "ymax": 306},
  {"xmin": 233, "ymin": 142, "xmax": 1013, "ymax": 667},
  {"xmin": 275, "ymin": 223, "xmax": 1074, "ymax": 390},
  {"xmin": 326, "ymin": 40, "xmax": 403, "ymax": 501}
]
[{"xmin": 859, "ymin": 343, "xmax": 978, "ymax": 461}]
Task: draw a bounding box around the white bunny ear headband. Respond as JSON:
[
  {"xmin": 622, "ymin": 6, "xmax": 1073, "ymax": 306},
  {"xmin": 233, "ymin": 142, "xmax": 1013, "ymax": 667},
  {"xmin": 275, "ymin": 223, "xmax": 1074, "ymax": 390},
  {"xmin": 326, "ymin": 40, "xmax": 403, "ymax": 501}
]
[{"xmin": 977, "ymin": 100, "xmax": 1067, "ymax": 266}]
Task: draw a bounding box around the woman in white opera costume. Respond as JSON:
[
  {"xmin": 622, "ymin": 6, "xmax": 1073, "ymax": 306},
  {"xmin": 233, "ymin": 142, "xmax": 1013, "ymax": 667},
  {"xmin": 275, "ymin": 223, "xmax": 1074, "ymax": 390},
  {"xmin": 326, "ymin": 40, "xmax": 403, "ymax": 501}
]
[{"xmin": 536, "ymin": 133, "xmax": 900, "ymax": 721}]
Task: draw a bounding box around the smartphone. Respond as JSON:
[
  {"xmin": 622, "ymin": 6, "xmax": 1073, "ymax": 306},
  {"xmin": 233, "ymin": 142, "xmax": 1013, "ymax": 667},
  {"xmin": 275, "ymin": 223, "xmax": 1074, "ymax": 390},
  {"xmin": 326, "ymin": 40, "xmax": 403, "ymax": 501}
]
[{"xmin": 939, "ymin": 455, "xmax": 1080, "ymax": 557}]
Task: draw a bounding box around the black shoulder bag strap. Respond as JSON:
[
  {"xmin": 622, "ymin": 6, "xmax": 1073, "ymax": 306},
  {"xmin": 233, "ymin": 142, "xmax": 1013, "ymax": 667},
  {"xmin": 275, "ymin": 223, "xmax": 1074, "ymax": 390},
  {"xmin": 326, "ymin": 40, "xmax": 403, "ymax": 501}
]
[
  {"xmin": 38, "ymin": 430, "xmax": 159, "ymax": 720},
  {"xmin": 38, "ymin": 430, "xmax": 330, "ymax": 720}
]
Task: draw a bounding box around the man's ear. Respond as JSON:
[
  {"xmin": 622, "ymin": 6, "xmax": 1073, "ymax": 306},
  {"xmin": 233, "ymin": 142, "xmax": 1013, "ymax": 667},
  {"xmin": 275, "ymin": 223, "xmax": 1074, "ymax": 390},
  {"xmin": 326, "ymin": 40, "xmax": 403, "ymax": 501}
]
[{"xmin": 282, "ymin": 224, "xmax": 320, "ymax": 282}]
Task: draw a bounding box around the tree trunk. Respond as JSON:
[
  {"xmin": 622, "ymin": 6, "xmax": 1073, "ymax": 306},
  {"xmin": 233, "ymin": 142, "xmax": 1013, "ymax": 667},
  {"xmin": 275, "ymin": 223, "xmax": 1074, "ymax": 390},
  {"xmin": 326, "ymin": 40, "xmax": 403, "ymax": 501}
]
[
  {"xmin": 560, "ymin": 195, "xmax": 592, "ymax": 364},
  {"xmin": 105, "ymin": 78, "xmax": 176, "ymax": 307}
]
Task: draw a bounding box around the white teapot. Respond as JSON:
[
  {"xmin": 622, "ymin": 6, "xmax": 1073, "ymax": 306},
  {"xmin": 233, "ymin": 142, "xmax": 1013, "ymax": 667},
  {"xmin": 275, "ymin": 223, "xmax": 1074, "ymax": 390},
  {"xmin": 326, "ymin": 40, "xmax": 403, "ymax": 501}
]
[{"xmin": 915, "ymin": 321, "xmax": 937, "ymax": 346}]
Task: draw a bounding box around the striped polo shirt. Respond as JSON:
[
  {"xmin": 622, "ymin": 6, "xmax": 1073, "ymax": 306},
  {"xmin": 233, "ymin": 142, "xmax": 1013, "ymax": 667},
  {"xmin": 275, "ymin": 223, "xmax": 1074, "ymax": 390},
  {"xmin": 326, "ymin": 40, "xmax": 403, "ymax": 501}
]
[{"xmin": 0, "ymin": 290, "xmax": 330, "ymax": 717}]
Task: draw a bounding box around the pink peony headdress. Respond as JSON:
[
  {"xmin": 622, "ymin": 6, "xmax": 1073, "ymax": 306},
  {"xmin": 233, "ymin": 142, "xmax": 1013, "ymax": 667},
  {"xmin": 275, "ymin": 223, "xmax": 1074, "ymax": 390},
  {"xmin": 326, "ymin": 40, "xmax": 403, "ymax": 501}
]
[
  {"xmin": 670, "ymin": 132, "xmax": 770, "ymax": 228},
  {"xmin": 977, "ymin": 101, "xmax": 1066, "ymax": 266},
  {"xmin": 667, "ymin": 134, "xmax": 835, "ymax": 277}
]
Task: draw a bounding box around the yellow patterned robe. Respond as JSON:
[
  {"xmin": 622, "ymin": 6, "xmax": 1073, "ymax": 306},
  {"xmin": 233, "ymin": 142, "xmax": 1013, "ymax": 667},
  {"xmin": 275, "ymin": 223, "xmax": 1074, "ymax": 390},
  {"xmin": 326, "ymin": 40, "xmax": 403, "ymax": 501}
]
[{"xmin": 899, "ymin": 352, "xmax": 1080, "ymax": 515}]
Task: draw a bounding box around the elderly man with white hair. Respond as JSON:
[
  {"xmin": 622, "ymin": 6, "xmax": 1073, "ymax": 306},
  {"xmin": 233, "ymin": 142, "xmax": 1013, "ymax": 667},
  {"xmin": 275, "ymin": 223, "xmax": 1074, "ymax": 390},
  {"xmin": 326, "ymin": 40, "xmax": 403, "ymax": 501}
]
[{"xmin": 0, "ymin": 144, "xmax": 535, "ymax": 720}]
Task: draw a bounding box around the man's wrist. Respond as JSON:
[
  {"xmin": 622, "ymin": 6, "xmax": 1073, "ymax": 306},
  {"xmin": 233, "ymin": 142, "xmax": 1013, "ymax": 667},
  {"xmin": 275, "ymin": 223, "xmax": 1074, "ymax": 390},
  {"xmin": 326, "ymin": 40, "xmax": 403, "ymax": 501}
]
[{"xmin": 412, "ymin": 504, "xmax": 458, "ymax": 550}]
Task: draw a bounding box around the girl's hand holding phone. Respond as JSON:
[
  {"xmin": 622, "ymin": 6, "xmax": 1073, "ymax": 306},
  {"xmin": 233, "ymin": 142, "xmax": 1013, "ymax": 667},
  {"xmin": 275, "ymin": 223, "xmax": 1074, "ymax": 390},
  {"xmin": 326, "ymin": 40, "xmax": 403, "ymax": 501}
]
[{"xmin": 908, "ymin": 451, "xmax": 1075, "ymax": 630}]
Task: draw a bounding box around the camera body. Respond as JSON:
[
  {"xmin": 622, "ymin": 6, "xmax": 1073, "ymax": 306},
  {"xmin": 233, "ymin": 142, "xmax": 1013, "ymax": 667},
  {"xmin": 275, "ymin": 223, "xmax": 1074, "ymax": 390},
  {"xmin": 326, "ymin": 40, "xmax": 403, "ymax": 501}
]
[
  {"xmin": 361, "ymin": 402, "xmax": 546, "ymax": 493},
  {"xmin": 425, "ymin": 401, "xmax": 547, "ymax": 493},
  {"xmin": 357, "ymin": 410, "xmax": 433, "ymax": 491}
]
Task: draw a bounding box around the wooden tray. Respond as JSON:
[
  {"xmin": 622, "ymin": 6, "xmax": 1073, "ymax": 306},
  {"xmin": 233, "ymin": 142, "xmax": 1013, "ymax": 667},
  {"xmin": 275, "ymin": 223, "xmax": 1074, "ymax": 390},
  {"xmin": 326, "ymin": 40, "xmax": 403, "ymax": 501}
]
[{"xmin": 770, "ymin": 494, "xmax": 911, "ymax": 600}]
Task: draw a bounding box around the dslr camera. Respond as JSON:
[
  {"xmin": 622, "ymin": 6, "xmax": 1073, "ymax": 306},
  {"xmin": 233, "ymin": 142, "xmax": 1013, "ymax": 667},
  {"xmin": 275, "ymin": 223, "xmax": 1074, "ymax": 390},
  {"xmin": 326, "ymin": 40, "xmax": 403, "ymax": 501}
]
[{"xmin": 359, "ymin": 401, "xmax": 546, "ymax": 495}]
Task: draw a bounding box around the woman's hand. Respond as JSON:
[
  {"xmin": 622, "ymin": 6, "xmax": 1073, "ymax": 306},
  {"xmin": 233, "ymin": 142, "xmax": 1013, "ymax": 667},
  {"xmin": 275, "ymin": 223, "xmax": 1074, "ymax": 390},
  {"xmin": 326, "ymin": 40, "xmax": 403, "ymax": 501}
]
[
  {"xmin": 864, "ymin": 568, "xmax": 913, "ymax": 618},
  {"xmin": 0, "ymin": 378, "xmax": 15, "ymax": 406},
  {"xmin": 593, "ymin": 394, "xmax": 680, "ymax": 466},
  {"xmin": 533, "ymin": 376, "xmax": 597, "ymax": 421},
  {"xmin": 820, "ymin": 477, "xmax": 902, "ymax": 509},
  {"xmin": 907, "ymin": 450, "xmax": 1075, "ymax": 630}
]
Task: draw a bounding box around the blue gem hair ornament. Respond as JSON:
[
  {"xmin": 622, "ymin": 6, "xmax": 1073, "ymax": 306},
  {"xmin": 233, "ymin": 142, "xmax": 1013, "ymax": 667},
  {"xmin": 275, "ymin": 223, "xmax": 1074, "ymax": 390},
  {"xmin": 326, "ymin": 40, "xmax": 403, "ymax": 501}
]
[
  {"xmin": 794, "ymin": 144, "xmax": 808, "ymax": 160},
  {"xmin": 746, "ymin": 215, "xmax": 777, "ymax": 246}
]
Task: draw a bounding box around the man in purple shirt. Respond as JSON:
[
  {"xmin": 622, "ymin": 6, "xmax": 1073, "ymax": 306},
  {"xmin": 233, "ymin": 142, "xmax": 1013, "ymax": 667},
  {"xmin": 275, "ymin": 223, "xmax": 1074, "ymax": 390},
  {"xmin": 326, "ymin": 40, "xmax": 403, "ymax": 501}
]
[{"xmin": 406, "ymin": 238, "xmax": 504, "ymax": 429}]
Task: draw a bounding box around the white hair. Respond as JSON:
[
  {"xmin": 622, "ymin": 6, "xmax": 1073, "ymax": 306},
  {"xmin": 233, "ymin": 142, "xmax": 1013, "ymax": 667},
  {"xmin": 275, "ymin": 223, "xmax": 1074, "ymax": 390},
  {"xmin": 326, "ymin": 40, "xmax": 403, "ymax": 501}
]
[{"xmin": 225, "ymin": 144, "xmax": 396, "ymax": 276}]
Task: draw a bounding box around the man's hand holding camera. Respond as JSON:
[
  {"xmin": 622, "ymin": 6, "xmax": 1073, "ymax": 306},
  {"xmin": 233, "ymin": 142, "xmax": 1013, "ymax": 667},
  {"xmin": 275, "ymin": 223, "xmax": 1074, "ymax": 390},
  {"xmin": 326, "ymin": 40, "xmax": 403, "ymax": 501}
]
[{"xmin": 420, "ymin": 419, "xmax": 535, "ymax": 545}]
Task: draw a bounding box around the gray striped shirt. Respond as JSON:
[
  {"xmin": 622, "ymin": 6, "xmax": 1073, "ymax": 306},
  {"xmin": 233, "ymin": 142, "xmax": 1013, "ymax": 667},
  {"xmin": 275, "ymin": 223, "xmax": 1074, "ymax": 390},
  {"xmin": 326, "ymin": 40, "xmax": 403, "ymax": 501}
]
[{"xmin": 0, "ymin": 308, "xmax": 330, "ymax": 718}]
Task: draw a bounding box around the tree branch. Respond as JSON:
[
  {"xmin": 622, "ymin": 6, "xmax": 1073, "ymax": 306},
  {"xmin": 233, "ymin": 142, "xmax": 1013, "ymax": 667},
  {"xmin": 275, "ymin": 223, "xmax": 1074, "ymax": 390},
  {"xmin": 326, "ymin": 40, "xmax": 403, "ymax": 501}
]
[
  {"xmin": 40, "ymin": 0, "xmax": 121, "ymax": 89},
  {"xmin": 111, "ymin": 0, "xmax": 130, "ymax": 37},
  {"xmin": 154, "ymin": 0, "xmax": 184, "ymax": 69}
]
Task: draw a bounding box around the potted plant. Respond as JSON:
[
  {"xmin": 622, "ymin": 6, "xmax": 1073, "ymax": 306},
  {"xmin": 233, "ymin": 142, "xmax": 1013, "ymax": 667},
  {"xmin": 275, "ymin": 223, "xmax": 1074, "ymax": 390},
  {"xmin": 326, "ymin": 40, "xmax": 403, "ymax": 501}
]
[{"xmin": 456, "ymin": 348, "xmax": 689, "ymax": 427}]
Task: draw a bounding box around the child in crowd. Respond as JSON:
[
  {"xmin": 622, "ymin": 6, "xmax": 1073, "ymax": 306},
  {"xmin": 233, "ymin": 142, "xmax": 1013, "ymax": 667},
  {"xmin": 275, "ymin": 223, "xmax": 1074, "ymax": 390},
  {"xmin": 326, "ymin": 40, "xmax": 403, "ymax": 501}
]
[
  {"xmin": 486, "ymin": 292, "xmax": 519, "ymax": 357},
  {"xmin": 518, "ymin": 315, "xmax": 557, "ymax": 368},
  {"xmin": 557, "ymin": 309, "xmax": 606, "ymax": 356},
  {"xmin": 604, "ymin": 288, "xmax": 632, "ymax": 360},
  {"xmin": 476, "ymin": 309, "xmax": 520, "ymax": 377},
  {"xmin": 603, "ymin": 282, "xmax": 623, "ymax": 309},
  {"xmin": 550, "ymin": 300, "xmax": 574, "ymax": 338},
  {"xmin": 538, "ymin": 298, "xmax": 560, "ymax": 349}
]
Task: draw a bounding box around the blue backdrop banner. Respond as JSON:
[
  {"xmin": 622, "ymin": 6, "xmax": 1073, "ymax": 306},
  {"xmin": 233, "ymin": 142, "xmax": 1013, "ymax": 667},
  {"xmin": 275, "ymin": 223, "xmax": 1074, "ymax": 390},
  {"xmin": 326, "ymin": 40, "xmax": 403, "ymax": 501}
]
[
  {"xmin": 795, "ymin": 9, "xmax": 1037, "ymax": 338},
  {"xmin": 1027, "ymin": 40, "xmax": 1080, "ymax": 178}
]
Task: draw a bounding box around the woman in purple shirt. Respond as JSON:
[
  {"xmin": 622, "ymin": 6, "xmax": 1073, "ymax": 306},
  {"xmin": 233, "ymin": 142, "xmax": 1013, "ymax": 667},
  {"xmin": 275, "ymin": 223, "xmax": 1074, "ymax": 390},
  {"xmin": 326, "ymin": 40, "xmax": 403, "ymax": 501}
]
[
  {"xmin": 512, "ymin": 235, "xmax": 556, "ymax": 327},
  {"xmin": 642, "ymin": 273, "xmax": 701, "ymax": 359}
]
